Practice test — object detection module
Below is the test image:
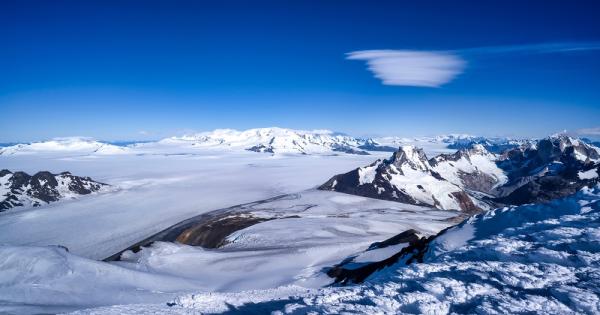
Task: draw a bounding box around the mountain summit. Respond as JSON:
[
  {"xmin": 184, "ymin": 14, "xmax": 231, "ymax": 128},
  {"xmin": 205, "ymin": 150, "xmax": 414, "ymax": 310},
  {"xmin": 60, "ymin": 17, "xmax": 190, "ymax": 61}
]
[{"xmin": 320, "ymin": 145, "xmax": 481, "ymax": 212}]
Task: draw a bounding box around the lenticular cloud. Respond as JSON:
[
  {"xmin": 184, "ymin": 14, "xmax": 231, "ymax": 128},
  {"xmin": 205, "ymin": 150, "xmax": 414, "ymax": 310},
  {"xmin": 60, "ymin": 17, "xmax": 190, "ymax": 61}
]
[{"xmin": 347, "ymin": 50, "xmax": 466, "ymax": 87}]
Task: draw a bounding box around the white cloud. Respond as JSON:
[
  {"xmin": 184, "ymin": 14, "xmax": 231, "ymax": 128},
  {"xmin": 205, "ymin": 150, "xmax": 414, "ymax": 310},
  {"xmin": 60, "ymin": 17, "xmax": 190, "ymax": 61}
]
[
  {"xmin": 347, "ymin": 42, "xmax": 600, "ymax": 88},
  {"xmin": 347, "ymin": 50, "xmax": 466, "ymax": 88},
  {"xmin": 576, "ymin": 127, "xmax": 600, "ymax": 136}
]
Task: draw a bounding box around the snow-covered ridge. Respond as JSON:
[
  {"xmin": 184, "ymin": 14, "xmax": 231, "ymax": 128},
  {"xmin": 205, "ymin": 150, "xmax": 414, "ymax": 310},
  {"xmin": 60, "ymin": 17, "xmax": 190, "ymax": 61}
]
[
  {"xmin": 157, "ymin": 127, "xmax": 375, "ymax": 155},
  {"xmin": 0, "ymin": 170, "xmax": 108, "ymax": 211},
  {"xmin": 3, "ymin": 131, "xmax": 597, "ymax": 157},
  {"xmin": 0, "ymin": 137, "xmax": 130, "ymax": 155}
]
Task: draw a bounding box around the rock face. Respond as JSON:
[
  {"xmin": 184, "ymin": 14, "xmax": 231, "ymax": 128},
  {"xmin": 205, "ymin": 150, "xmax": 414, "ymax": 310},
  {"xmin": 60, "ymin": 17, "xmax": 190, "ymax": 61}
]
[
  {"xmin": 429, "ymin": 144, "xmax": 507, "ymax": 194},
  {"xmin": 320, "ymin": 135, "xmax": 600, "ymax": 212},
  {"xmin": 0, "ymin": 170, "xmax": 107, "ymax": 211}
]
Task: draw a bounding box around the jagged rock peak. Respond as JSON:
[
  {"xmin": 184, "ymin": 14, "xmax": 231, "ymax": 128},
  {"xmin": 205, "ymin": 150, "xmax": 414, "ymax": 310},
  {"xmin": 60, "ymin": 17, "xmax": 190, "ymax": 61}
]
[{"xmin": 388, "ymin": 146, "xmax": 430, "ymax": 171}]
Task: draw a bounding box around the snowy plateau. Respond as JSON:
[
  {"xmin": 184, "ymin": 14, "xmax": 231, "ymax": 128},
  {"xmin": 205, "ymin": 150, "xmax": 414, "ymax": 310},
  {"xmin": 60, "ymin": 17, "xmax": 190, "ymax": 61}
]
[{"xmin": 1, "ymin": 127, "xmax": 599, "ymax": 315}]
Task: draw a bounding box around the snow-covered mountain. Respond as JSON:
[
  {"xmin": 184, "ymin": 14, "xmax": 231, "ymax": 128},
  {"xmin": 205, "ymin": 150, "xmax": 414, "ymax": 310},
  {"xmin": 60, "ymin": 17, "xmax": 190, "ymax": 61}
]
[
  {"xmin": 320, "ymin": 146, "xmax": 482, "ymax": 212},
  {"xmin": 0, "ymin": 170, "xmax": 108, "ymax": 211},
  {"xmin": 0, "ymin": 130, "xmax": 557, "ymax": 157},
  {"xmin": 0, "ymin": 137, "xmax": 130, "ymax": 155},
  {"xmin": 158, "ymin": 127, "xmax": 379, "ymax": 155},
  {"xmin": 446, "ymin": 137, "xmax": 532, "ymax": 153},
  {"xmin": 321, "ymin": 135, "xmax": 600, "ymax": 211},
  {"xmin": 430, "ymin": 144, "xmax": 507, "ymax": 194}
]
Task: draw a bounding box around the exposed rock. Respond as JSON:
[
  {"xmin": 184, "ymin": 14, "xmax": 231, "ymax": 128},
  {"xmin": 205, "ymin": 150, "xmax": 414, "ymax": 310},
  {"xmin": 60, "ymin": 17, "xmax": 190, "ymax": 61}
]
[
  {"xmin": 327, "ymin": 229, "xmax": 438, "ymax": 284},
  {"xmin": 175, "ymin": 214, "xmax": 273, "ymax": 248},
  {"xmin": 247, "ymin": 144, "xmax": 275, "ymax": 153},
  {"xmin": 0, "ymin": 169, "xmax": 107, "ymax": 211}
]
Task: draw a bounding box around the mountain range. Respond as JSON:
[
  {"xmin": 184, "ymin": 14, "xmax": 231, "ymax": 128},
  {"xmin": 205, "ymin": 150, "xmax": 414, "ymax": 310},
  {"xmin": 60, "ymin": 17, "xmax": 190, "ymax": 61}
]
[
  {"xmin": 0, "ymin": 127, "xmax": 536, "ymax": 156},
  {"xmin": 320, "ymin": 135, "xmax": 600, "ymax": 212}
]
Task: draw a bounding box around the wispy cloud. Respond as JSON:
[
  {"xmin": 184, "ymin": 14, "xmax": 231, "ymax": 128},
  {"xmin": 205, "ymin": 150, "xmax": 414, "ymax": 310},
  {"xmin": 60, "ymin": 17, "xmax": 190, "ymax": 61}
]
[
  {"xmin": 457, "ymin": 42, "xmax": 600, "ymax": 56},
  {"xmin": 348, "ymin": 42, "xmax": 600, "ymax": 88},
  {"xmin": 576, "ymin": 127, "xmax": 600, "ymax": 136}
]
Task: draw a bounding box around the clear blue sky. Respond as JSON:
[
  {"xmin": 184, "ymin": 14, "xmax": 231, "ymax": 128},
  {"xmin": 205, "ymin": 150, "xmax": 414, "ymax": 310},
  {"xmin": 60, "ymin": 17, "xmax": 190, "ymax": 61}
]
[{"xmin": 2, "ymin": 0, "xmax": 600, "ymax": 141}]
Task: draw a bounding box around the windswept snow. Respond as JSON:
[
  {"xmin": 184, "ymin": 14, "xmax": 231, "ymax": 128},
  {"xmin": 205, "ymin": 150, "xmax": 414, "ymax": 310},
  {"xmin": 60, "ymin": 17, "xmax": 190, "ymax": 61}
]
[
  {"xmin": 70, "ymin": 185, "xmax": 600, "ymax": 315},
  {"xmin": 2, "ymin": 132, "xmax": 600, "ymax": 315},
  {"xmin": 0, "ymin": 189, "xmax": 457, "ymax": 314}
]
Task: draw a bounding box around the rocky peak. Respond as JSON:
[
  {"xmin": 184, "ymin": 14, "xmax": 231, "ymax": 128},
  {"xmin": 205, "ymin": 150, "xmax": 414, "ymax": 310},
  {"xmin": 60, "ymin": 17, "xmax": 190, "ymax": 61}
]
[
  {"xmin": 388, "ymin": 146, "xmax": 430, "ymax": 171},
  {"xmin": 430, "ymin": 143, "xmax": 493, "ymax": 167},
  {"xmin": 467, "ymin": 143, "xmax": 490, "ymax": 155}
]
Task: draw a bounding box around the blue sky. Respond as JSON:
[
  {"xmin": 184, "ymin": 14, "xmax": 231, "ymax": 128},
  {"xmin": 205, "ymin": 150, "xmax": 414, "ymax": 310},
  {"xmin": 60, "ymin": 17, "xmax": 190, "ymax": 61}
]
[{"xmin": 1, "ymin": 0, "xmax": 600, "ymax": 141}]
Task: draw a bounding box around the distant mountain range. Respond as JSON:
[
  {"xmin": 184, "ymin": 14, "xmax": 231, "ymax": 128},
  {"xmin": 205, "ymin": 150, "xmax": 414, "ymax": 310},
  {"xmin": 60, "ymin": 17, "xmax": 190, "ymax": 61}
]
[
  {"xmin": 320, "ymin": 135, "xmax": 600, "ymax": 212},
  {"xmin": 0, "ymin": 128, "xmax": 511, "ymax": 156},
  {"xmin": 3, "ymin": 128, "xmax": 598, "ymax": 157},
  {"xmin": 0, "ymin": 137, "xmax": 129, "ymax": 155},
  {"xmin": 0, "ymin": 170, "xmax": 108, "ymax": 211},
  {"xmin": 157, "ymin": 127, "xmax": 378, "ymax": 155}
]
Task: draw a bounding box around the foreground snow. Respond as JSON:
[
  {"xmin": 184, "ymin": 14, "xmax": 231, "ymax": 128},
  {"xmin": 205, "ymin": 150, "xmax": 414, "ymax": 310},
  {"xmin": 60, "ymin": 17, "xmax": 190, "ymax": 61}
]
[
  {"xmin": 70, "ymin": 185, "xmax": 600, "ymax": 315},
  {"xmin": 0, "ymin": 190, "xmax": 456, "ymax": 314}
]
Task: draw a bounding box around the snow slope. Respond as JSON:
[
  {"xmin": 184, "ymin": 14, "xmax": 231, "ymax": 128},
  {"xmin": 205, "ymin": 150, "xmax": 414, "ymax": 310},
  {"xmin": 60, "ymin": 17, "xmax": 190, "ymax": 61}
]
[
  {"xmin": 0, "ymin": 190, "xmax": 457, "ymax": 315},
  {"xmin": 0, "ymin": 137, "xmax": 130, "ymax": 156},
  {"xmin": 71, "ymin": 185, "xmax": 600, "ymax": 314}
]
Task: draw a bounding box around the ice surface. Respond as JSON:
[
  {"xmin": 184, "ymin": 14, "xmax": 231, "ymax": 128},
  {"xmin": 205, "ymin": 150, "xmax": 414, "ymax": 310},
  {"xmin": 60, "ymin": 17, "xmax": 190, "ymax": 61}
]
[
  {"xmin": 0, "ymin": 151, "xmax": 388, "ymax": 260},
  {"xmin": 69, "ymin": 185, "xmax": 600, "ymax": 315},
  {"xmin": 0, "ymin": 188, "xmax": 457, "ymax": 314}
]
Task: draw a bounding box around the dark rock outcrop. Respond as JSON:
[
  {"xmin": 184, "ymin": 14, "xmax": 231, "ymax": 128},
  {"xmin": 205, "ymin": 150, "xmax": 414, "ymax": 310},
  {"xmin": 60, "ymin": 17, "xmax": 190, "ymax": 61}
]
[
  {"xmin": 327, "ymin": 229, "xmax": 441, "ymax": 284},
  {"xmin": 0, "ymin": 169, "xmax": 107, "ymax": 211}
]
